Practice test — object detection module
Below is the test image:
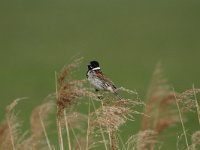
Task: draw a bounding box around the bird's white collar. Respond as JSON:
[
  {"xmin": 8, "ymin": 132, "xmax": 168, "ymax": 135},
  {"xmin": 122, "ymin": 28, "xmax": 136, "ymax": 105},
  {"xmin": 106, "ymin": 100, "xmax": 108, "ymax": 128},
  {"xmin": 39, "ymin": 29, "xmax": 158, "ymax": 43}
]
[{"xmin": 92, "ymin": 67, "xmax": 101, "ymax": 71}]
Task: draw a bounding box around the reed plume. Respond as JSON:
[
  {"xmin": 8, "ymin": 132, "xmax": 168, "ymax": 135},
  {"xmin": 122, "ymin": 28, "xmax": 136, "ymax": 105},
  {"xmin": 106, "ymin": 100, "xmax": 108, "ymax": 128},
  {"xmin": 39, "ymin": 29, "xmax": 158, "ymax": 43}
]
[
  {"xmin": 142, "ymin": 63, "xmax": 179, "ymax": 133},
  {"xmin": 1, "ymin": 58, "xmax": 199, "ymax": 150},
  {"xmin": 55, "ymin": 57, "xmax": 96, "ymax": 150},
  {"xmin": 125, "ymin": 130, "xmax": 158, "ymax": 150},
  {"xmin": 0, "ymin": 98, "xmax": 26, "ymax": 150},
  {"xmin": 56, "ymin": 57, "xmax": 95, "ymax": 118},
  {"xmin": 90, "ymin": 88, "xmax": 144, "ymax": 150},
  {"xmin": 29, "ymin": 100, "xmax": 54, "ymax": 149},
  {"xmin": 141, "ymin": 63, "xmax": 180, "ymax": 150},
  {"xmin": 190, "ymin": 131, "xmax": 200, "ymax": 150}
]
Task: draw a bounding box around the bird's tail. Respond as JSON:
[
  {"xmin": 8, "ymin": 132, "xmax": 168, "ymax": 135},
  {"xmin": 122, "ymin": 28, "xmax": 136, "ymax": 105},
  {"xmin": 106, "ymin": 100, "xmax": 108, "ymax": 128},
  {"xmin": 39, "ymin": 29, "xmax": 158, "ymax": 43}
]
[{"xmin": 114, "ymin": 92, "xmax": 122, "ymax": 100}]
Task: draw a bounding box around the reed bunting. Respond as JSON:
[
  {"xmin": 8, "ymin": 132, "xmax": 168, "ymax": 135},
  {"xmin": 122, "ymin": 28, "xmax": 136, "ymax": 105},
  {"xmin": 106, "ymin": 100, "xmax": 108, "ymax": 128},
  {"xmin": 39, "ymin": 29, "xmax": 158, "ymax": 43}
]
[{"xmin": 86, "ymin": 61, "xmax": 118, "ymax": 95}]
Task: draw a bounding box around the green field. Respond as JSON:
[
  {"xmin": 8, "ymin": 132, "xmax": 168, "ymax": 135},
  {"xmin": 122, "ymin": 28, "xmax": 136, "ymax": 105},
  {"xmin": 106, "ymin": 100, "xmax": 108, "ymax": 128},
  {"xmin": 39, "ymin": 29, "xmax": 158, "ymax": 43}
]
[{"xmin": 1, "ymin": 0, "xmax": 200, "ymax": 149}]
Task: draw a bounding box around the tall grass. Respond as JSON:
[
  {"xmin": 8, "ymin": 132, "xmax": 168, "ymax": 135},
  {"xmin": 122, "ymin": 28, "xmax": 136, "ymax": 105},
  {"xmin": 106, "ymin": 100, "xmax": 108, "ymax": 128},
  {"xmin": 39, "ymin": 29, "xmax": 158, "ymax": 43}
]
[{"xmin": 0, "ymin": 59, "xmax": 200, "ymax": 150}]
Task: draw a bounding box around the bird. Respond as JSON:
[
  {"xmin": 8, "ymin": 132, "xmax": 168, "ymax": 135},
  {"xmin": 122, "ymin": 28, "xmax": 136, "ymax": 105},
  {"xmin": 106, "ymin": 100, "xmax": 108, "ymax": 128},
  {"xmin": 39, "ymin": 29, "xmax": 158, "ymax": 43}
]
[{"xmin": 86, "ymin": 61, "xmax": 120, "ymax": 98}]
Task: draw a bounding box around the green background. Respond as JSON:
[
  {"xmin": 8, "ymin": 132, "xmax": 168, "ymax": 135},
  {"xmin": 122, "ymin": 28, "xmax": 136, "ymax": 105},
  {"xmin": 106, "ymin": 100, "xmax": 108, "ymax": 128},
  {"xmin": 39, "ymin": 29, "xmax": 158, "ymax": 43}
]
[{"xmin": 1, "ymin": 0, "xmax": 200, "ymax": 149}]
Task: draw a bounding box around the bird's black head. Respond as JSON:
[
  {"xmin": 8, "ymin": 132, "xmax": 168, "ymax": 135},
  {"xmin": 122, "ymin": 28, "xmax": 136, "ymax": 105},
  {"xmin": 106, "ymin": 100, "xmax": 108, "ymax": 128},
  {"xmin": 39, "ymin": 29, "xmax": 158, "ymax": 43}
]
[
  {"xmin": 88, "ymin": 61, "xmax": 100, "ymax": 70},
  {"xmin": 90, "ymin": 61, "xmax": 99, "ymax": 68}
]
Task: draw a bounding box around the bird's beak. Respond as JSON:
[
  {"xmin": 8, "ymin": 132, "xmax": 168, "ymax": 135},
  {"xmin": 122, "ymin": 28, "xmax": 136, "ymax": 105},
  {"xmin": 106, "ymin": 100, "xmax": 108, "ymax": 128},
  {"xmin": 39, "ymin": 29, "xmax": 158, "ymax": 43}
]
[{"xmin": 88, "ymin": 65, "xmax": 91, "ymax": 70}]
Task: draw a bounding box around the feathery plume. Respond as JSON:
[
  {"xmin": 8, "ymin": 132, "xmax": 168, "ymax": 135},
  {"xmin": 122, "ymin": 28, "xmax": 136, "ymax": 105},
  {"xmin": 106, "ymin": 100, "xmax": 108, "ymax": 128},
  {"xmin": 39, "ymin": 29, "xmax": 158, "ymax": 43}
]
[
  {"xmin": 190, "ymin": 131, "xmax": 200, "ymax": 150},
  {"xmin": 142, "ymin": 63, "xmax": 179, "ymax": 133},
  {"xmin": 56, "ymin": 57, "xmax": 95, "ymax": 118},
  {"xmin": 0, "ymin": 98, "xmax": 26, "ymax": 150},
  {"xmin": 125, "ymin": 130, "xmax": 158, "ymax": 150},
  {"xmin": 30, "ymin": 101, "xmax": 54, "ymax": 149},
  {"xmin": 176, "ymin": 89, "xmax": 200, "ymax": 112}
]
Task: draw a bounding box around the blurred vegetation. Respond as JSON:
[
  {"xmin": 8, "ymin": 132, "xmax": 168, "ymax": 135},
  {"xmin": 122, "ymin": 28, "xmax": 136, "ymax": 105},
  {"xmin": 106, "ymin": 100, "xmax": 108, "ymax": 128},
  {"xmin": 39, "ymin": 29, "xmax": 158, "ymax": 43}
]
[{"xmin": 0, "ymin": 0, "xmax": 200, "ymax": 149}]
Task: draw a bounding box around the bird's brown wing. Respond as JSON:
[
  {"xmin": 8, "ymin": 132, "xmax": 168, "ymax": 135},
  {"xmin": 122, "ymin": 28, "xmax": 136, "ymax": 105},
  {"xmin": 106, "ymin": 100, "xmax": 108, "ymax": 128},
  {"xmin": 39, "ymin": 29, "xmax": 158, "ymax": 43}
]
[{"xmin": 95, "ymin": 70, "xmax": 117, "ymax": 89}]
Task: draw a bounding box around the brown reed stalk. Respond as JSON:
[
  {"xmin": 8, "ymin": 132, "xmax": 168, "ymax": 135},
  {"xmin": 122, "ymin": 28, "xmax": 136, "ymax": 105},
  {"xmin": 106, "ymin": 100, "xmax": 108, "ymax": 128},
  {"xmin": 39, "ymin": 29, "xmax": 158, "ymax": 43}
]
[
  {"xmin": 91, "ymin": 99, "xmax": 108, "ymax": 150},
  {"xmin": 64, "ymin": 110, "xmax": 72, "ymax": 150},
  {"xmin": 174, "ymin": 89, "xmax": 190, "ymax": 150},
  {"xmin": 69, "ymin": 125, "xmax": 82, "ymax": 150},
  {"xmin": 39, "ymin": 113, "xmax": 52, "ymax": 150},
  {"xmin": 118, "ymin": 135, "xmax": 126, "ymax": 150},
  {"xmin": 110, "ymin": 132, "xmax": 118, "ymax": 150},
  {"xmin": 86, "ymin": 97, "xmax": 91, "ymax": 150},
  {"xmin": 62, "ymin": 111, "xmax": 87, "ymax": 150},
  {"xmin": 55, "ymin": 71, "xmax": 64, "ymax": 150},
  {"xmin": 57, "ymin": 118, "xmax": 64, "ymax": 150}
]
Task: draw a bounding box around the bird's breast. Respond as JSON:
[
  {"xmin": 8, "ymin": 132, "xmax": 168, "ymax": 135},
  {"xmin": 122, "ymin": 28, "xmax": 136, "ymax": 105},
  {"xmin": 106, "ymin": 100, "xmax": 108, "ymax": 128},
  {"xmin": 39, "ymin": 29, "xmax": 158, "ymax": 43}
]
[{"xmin": 87, "ymin": 71, "xmax": 104, "ymax": 90}]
